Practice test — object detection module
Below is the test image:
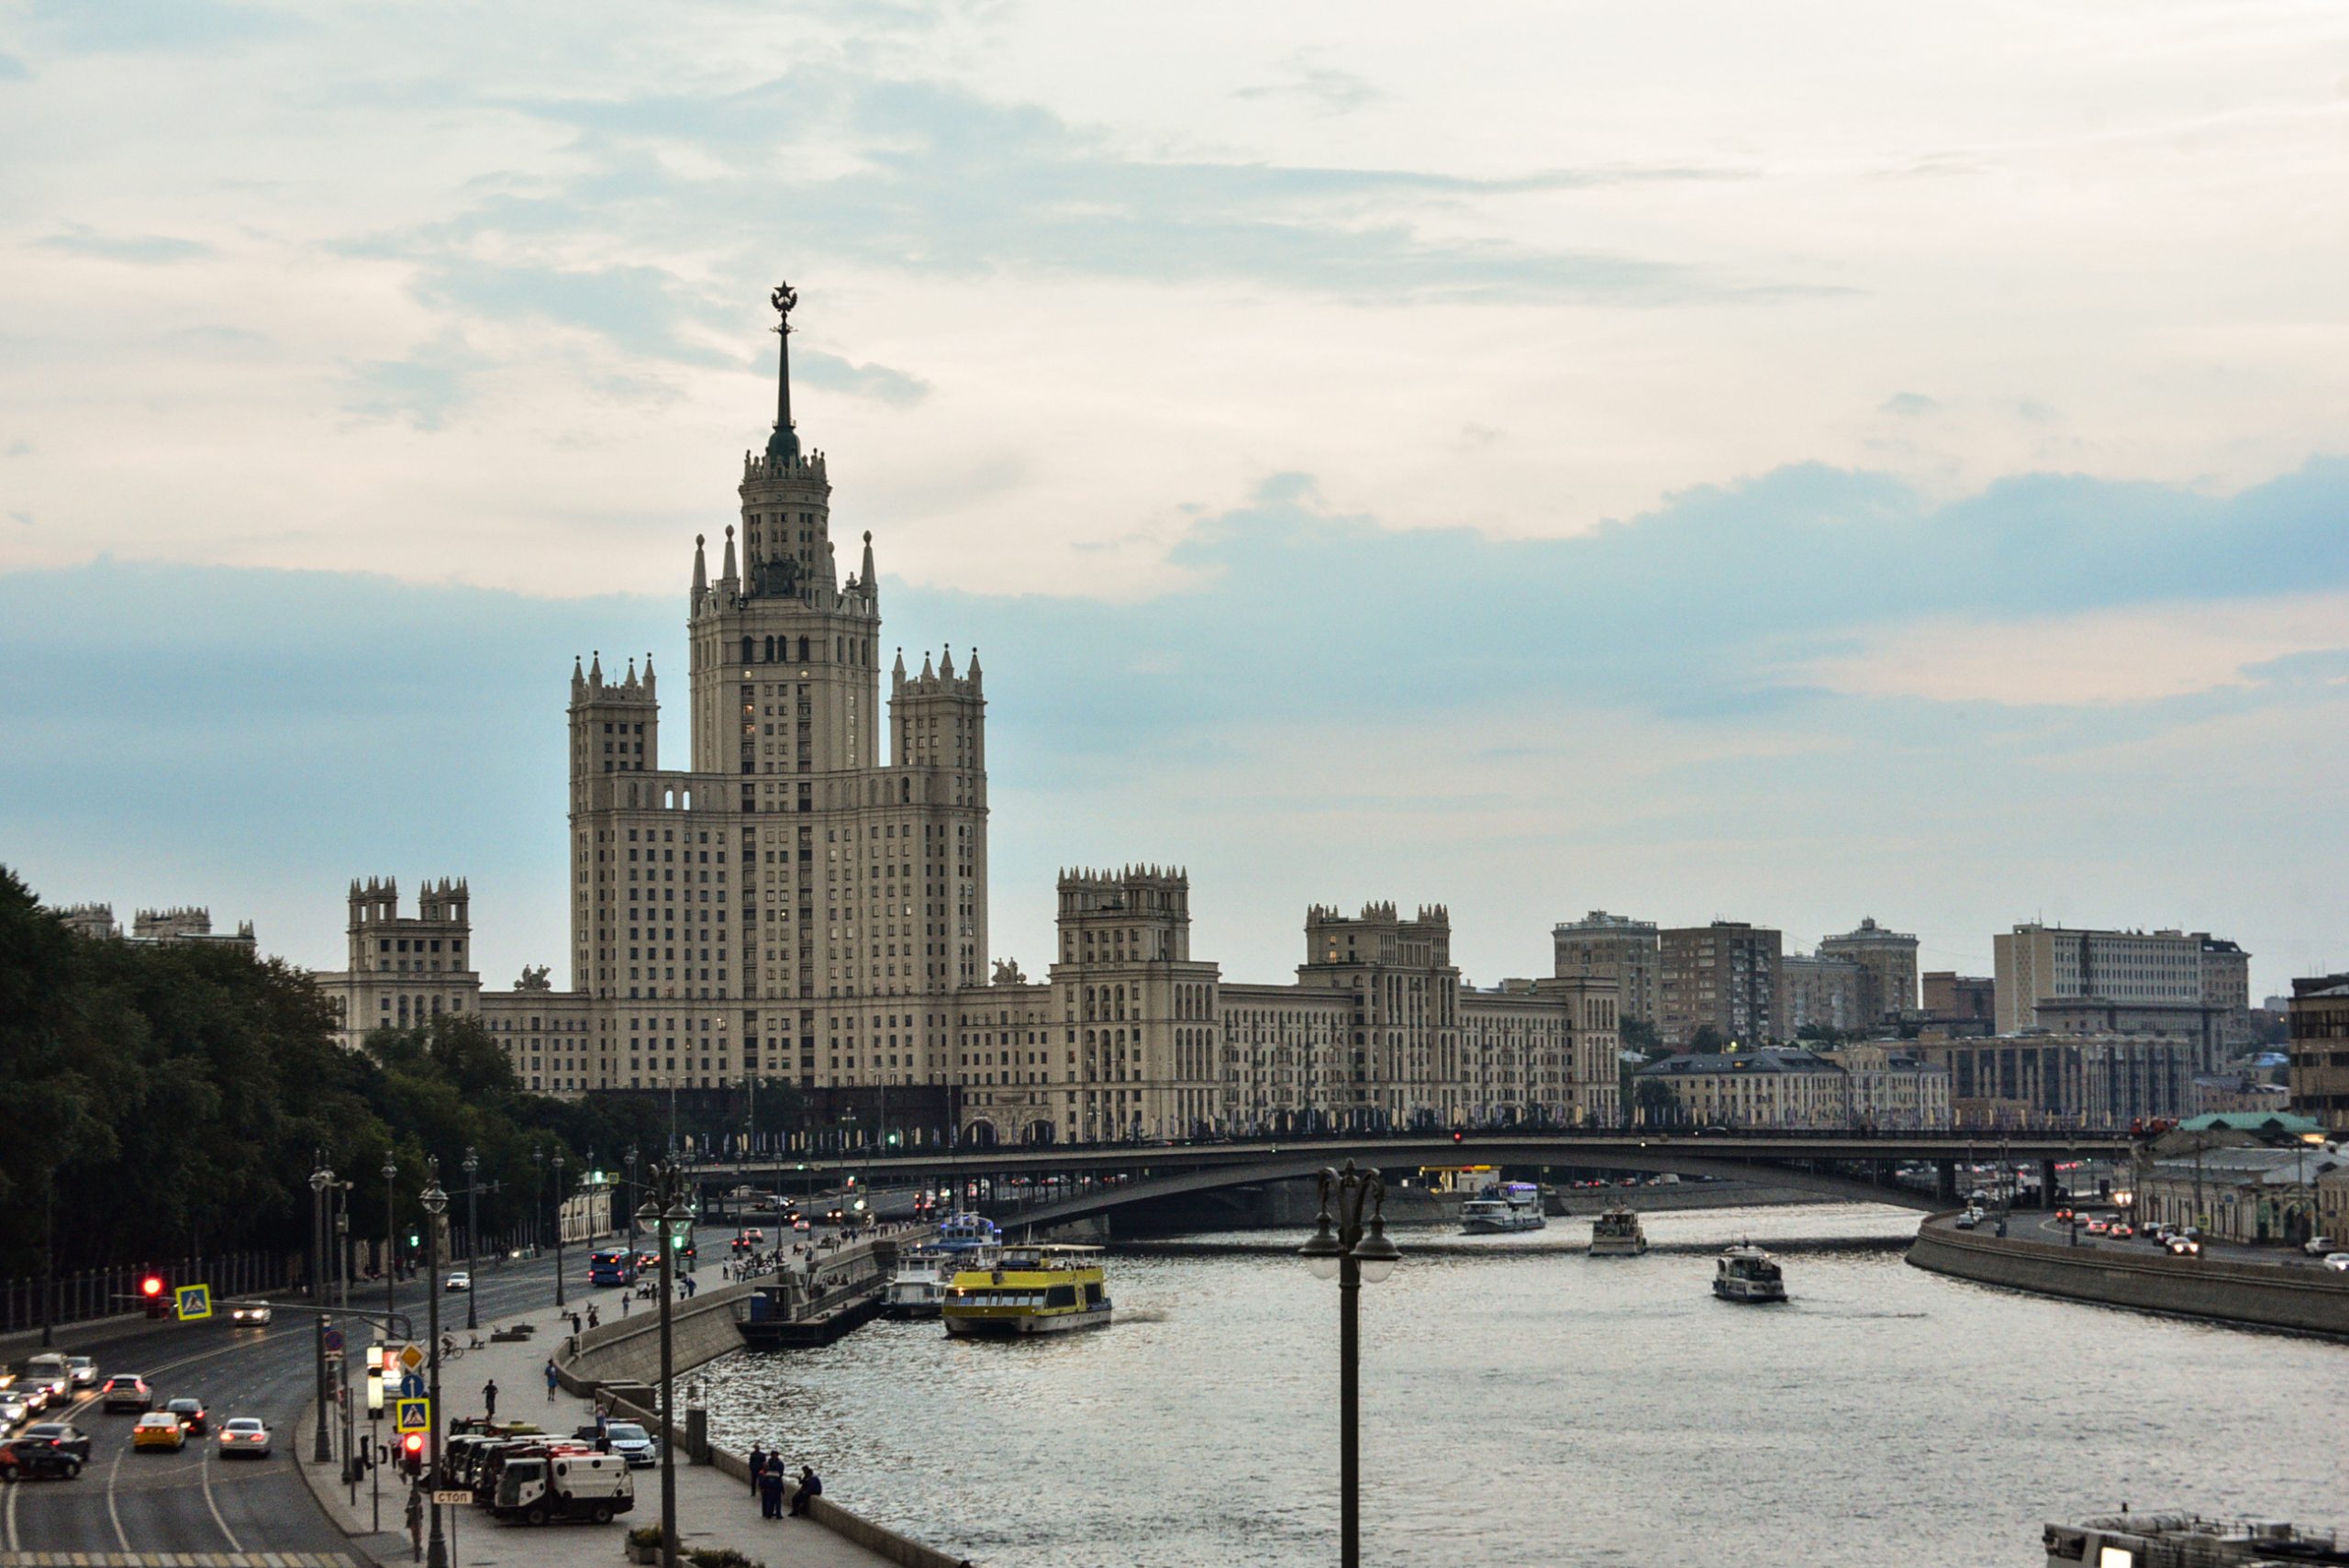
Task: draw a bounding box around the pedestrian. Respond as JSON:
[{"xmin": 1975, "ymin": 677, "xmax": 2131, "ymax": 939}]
[
  {"xmin": 483, "ymin": 1379, "xmax": 499, "ymax": 1420},
  {"xmin": 788, "ymin": 1464, "xmax": 820, "ymax": 1517},
  {"xmin": 747, "ymin": 1444, "xmax": 767, "ymax": 1496},
  {"xmin": 406, "ymin": 1485, "xmax": 424, "ymax": 1561},
  {"xmin": 622, "ymin": 1291, "xmax": 630, "ymax": 1318},
  {"xmin": 758, "ymin": 1464, "xmax": 785, "ymax": 1519},
  {"xmin": 586, "ymin": 1304, "xmax": 599, "ymax": 1329},
  {"xmin": 544, "ymin": 1358, "xmax": 559, "ymax": 1401},
  {"xmin": 571, "ymin": 1309, "xmax": 584, "ymax": 1336}
]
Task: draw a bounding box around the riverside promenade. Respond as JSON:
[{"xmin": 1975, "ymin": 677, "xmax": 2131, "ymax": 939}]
[{"xmin": 299, "ymin": 1245, "xmax": 951, "ymax": 1568}]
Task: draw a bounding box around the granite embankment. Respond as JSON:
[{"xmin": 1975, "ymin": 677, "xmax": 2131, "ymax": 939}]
[
  {"xmin": 1907, "ymin": 1217, "xmax": 2349, "ymax": 1338},
  {"xmin": 557, "ymin": 1244, "xmax": 967, "ymax": 1568}
]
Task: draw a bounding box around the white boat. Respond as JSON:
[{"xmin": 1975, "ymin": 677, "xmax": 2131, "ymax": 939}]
[
  {"xmin": 1460, "ymin": 1181, "xmax": 1546, "ymax": 1234},
  {"xmin": 1711, "ymin": 1242, "xmax": 1787, "ymax": 1303},
  {"xmin": 1588, "ymin": 1204, "xmax": 1648, "ymax": 1257},
  {"xmin": 881, "ymin": 1249, "xmax": 949, "ymax": 1319},
  {"xmin": 934, "ymin": 1212, "xmax": 1003, "ymax": 1255}
]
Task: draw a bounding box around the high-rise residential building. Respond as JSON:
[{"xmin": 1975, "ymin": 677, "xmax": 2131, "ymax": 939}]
[
  {"xmin": 1553, "ymin": 910, "xmax": 1660, "ymax": 1028},
  {"xmin": 1992, "ymin": 922, "xmax": 2247, "ymax": 1068},
  {"xmin": 2288, "ymin": 973, "xmax": 2349, "ymax": 1134},
  {"xmin": 311, "ymin": 288, "xmax": 1623, "ymax": 1139},
  {"xmin": 1779, "ymin": 953, "xmax": 1868, "ymax": 1036},
  {"xmin": 1658, "ymin": 921, "xmax": 1781, "ymax": 1049},
  {"xmin": 1922, "ymin": 972, "xmax": 1996, "ymax": 1023},
  {"xmin": 1820, "ymin": 916, "xmax": 1919, "ymax": 1023}
]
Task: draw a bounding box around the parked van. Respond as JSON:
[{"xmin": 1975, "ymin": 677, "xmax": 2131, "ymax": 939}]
[{"xmin": 491, "ymin": 1450, "xmax": 633, "ymax": 1525}]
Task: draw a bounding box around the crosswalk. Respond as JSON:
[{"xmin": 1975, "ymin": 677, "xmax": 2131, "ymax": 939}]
[{"xmin": 0, "ymin": 1555, "xmax": 363, "ymax": 1568}]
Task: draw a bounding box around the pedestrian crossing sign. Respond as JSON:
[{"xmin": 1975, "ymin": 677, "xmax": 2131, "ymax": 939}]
[
  {"xmin": 393, "ymin": 1397, "xmax": 430, "ymax": 1433},
  {"xmin": 174, "ymin": 1284, "xmax": 212, "ymax": 1321}
]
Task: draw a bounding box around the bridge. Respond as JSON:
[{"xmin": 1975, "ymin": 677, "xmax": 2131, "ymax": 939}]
[{"xmin": 685, "ymin": 1130, "xmax": 2138, "ymax": 1229}]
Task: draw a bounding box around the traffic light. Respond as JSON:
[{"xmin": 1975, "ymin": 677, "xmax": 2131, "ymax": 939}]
[
  {"xmin": 407, "ymin": 1232, "xmax": 420, "ymax": 1249},
  {"xmin": 365, "ymin": 1342, "xmax": 385, "ymax": 1416},
  {"xmin": 1452, "ymin": 1129, "xmax": 1464, "ymax": 1144},
  {"xmin": 140, "ymin": 1274, "xmax": 169, "ymax": 1318},
  {"xmin": 400, "ymin": 1432, "xmax": 426, "ymax": 1476}
]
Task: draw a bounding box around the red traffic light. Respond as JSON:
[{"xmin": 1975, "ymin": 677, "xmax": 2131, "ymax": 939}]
[
  {"xmin": 1451, "ymin": 1130, "xmax": 1464, "ymax": 1144},
  {"xmin": 401, "ymin": 1432, "xmax": 425, "ymax": 1454},
  {"xmin": 141, "ymin": 1275, "xmax": 165, "ymax": 1297}
]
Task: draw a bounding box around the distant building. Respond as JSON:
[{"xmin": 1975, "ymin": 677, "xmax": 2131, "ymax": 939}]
[
  {"xmin": 1553, "ymin": 911, "xmax": 1660, "ymax": 1028},
  {"xmin": 1779, "ymin": 953, "xmax": 1868, "ymax": 1036},
  {"xmin": 1992, "ymin": 923, "xmax": 2246, "ymax": 1068},
  {"xmin": 1922, "ymin": 971, "xmax": 1995, "ymax": 1024},
  {"xmin": 312, "ymin": 877, "xmax": 483, "ymax": 1051},
  {"xmin": 1658, "ymin": 921, "xmax": 1781, "ymax": 1049},
  {"xmin": 1906, "ymin": 1034, "xmax": 2196, "ymax": 1130},
  {"xmin": 2288, "ymin": 973, "xmax": 2349, "ymax": 1134},
  {"xmin": 1819, "ymin": 917, "xmax": 1920, "ymax": 1023},
  {"xmin": 2191, "ymin": 1073, "xmax": 2292, "ymax": 1117},
  {"xmin": 50, "ymin": 900, "xmax": 257, "ymax": 951},
  {"xmin": 1634, "ymin": 1047, "xmax": 1845, "ymax": 1129},
  {"xmin": 2135, "ymin": 1144, "xmax": 2342, "ymax": 1245},
  {"xmin": 1814, "ymin": 1043, "xmax": 1952, "ymax": 1129}
]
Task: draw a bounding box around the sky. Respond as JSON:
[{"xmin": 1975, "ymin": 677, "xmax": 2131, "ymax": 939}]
[{"xmin": 3, "ymin": 0, "xmax": 2346, "ymax": 997}]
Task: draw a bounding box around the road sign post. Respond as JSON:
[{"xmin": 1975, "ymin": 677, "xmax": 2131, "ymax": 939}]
[
  {"xmin": 174, "ymin": 1284, "xmax": 213, "ymax": 1321},
  {"xmin": 394, "ymin": 1397, "xmax": 431, "ymax": 1434}
]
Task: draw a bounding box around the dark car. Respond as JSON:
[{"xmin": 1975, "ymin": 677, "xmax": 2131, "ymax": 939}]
[
  {"xmin": 0, "ymin": 1437, "xmax": 83, "ymax": 1481},
  {"xmin": 99, "ymin": 1375, "xmax": 151, "ymax": 1413},
  {"xmin": 19, "ymin": 1423, "xmax": 92, "ymax": 1462},
  {"xmin": 161, "ymin": 1397, "xmax": 210, "ymax": 1436}
]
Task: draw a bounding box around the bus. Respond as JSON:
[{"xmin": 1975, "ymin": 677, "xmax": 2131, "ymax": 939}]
[{"xmin": 587, "ymin": 1249, "xmax": 637, "ymax": 1287}]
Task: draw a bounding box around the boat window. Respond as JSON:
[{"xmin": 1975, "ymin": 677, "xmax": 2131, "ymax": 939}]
[{"xmin": 1045, "ymin": 1285, "xmax": 1077, "ymax": 1307}]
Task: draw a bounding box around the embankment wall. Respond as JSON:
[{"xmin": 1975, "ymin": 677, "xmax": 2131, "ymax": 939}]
[{"xmin": 1907, "ymin": 1220, "xmax": 2349, "ymax": 1338}]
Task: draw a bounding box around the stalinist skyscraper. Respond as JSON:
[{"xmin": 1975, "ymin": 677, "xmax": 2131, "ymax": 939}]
[{"xmin": 564, "ymin": 284, "xmax": 988, "ymax": 1098}]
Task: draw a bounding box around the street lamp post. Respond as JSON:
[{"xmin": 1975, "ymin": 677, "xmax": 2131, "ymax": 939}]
[
  {"xmin": 309, "ymin": 1161, "xmax": 334, "ymax": 1462},
  {"xmin": 462, "ymin": 1149, "xmax": 481, "ymax": 1331},
  {"xmin": 1297, "ymin": 1159, "xmax": 1402, "ymax": 1568},
  {"xmin": 420, "ymin": 1163, "xmax": 451, "ymax": 1568},
  {"xmin": 382, "ymin": 1153, "xmax": 398, "ymax": 1328},
  {"xmin": 635, "ymin": 1167, "xmax": 692, "ymax": 1568}
]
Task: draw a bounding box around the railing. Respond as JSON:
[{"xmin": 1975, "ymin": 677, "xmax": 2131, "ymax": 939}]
[{"xmin": 0, "ymin": 1251, "xmax": 303, "ymax": 1336}]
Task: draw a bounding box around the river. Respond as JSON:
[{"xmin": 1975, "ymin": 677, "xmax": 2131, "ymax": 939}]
[{"xmin": 694, "ymin": 1205, "xmax": 2343, "ymax": 1566}]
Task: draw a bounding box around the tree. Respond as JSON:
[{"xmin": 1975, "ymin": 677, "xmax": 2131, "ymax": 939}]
[
  {"xmin": 1619, "ymin": 1018, "xmax": 1663, "ymax": 1057},
  {"xmin": 1631, "ymin": 1078, "xmax": 1683, "ymax": 1127},
  {"xmin": 1688, "ymin": 1024, "xmax": 1727, "ymax": 1053}
]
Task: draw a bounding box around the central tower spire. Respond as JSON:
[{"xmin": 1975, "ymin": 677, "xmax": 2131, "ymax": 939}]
[{"xmin": 766, "ymin": 281, "xmax": 800, "ymax": 464}]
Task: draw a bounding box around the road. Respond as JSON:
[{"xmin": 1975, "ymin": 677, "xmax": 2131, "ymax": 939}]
[{"xmin": 2, "ymin": 1243, "xmax": 588, "ymax": 1568}]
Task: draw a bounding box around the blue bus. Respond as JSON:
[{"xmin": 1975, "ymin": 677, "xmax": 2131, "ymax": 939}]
[{"xmin": 587, "ymin": 1249, "xmax": 637, "ymax": 1287}]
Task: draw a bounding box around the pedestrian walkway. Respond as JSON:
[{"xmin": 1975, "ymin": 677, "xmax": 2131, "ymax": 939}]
[{"xmin": 298, "ymin": 1279, "xmax": 900, "ymax": 1568}]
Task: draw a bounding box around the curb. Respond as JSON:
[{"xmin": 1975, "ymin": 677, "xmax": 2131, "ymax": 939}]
[{"xmin": 291, "ymin": 1400, "xmax": 410, "ymax": 1568}]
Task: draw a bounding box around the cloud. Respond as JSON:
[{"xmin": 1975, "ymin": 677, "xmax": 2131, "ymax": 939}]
[
  {"xmin": 796, "ymin": 347, "xmax": 930, "ymax": 406},
  {"xmin": 1234, "ymin": 59, "xmax": 1391, "ymax": 117},
  {"xmin": 35, "ymin": 228, "xmax": 216, "ymax": 264},
  {"xmin": 1878, "ymin": 392, "xmax": 1938, "ymax": 417},
  {"xmin": 341, "ymin": 333, "xmax": 488, "ymax": 431},
  {"xmin": 23, "ymin": 0, "xmax": 297, "ymax": 52},
  {"xmin": 0, "ymin": 52, "xmax": 29, "ymax": 79}
]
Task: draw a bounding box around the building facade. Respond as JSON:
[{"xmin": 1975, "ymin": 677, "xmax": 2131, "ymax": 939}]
[
  {"xmin": 1906, "ymin": 1034, "xmax": 2197, "ymax": 1130},
  {"xmin": 1632, "ymin": 1049, "xmax": 1849, "ymax": 1129},
  {"xmin": 2288, "ymin": 974, "xmax": 2349, "ymax": 1134},
  {"xmin": 1922, "ymin": 972, "xmax": 1996, "ymax": 1024},
  {"xmin": 1658, "ymin": 921, "xmax": 1780, "ymax": 1049},
  {"xmin": 1815, "ymin": 1044, "xmax": 1952, "ymax": 1130},
  {"xmin": 54, "ymin": 902, "xmax": 257, "ymax": 951},
  {"xmin": 1992, "ymin": 923, "xmax": 2248, "ymax": 1064},
  {"xmin": 1553, "ymin": 910, "xmax": 1660, "ymax": 1028},
  {"xmin": 1819, "ymin": 916, "xmax": 1919, "ymax": 1023},
  {"xmin": 1779, "ymin": 954, "xmax": 1868, "ymax": 1036}
]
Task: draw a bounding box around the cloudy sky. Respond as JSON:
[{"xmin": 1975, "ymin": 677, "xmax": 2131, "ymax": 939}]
[{"xmin": 4, "ymin": 0, "xmax": 2346, "ymax": 996}]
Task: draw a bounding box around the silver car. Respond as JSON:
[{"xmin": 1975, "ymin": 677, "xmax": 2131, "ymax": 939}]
[{"xmin": 217, "ymin": 1418, "xmax": 272, "ymax": 1459}]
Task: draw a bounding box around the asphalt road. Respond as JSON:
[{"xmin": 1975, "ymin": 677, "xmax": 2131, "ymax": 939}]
[{"xmin": 3, "ymin": 1245, "xmax": 580, "ymax": 1565}]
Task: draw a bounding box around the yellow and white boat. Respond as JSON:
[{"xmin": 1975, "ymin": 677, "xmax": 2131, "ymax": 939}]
[{"xmin": 941, "ymin": 1244, "xmax": 1113, "ymax": 1337}]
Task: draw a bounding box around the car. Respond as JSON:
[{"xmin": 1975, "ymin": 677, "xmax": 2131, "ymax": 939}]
[
  {"xmin": 99, "ymin": 1375, "xmax": 151, "ymax": 1413},
  {"xmin": 5, "ymin": 1382, "xmax": 49, "ymax": 1417},
  {"xmin": 131, "ymin": 1413, "xmax": 185, "ymax": 1451},
  {"xmin": 0, "ymin": 1390, "xmax": 34, "ymax": 1429},
  {"xmin": 0, "ymin": 1436, "xmax": 83, "ymax": 1481},
  {"xmin": 742, "ymin": 1228, "xmax": 763, "ymax": 1243},
  {"xmin": 2054, "ymin": 1207, "xmax": 2075, "ymax": 1221},
  {"xmin": 2166, "ymin": 1238, "xmax": 2201, "ymax": 1257},
  {"xmin": 2322, "ymin": 1253, "xmax": 2349, "ymax": 1273},
  {"xmin": 1953, "ymin": 1212, "xmax": 1978, "ymax": 1230},
  {"xmin": 599, "ymin": 1420, "xmax": 658, "ymax": 1468},
  {"xmin": 2110, "ymin": 1223, "xmax": 2134, "ymax": 1239},
  {"xmin": 2085, "ymin": 1218, "xmax": 2110, "ymax": 1235},
  {"xmin": 2303, "ymin": 1236, "xmax": 2336, "ymax": 1257},
  {"xmin": 228, "ymin": 1301, "xmax": 273, "ymax": 1325},
  {"xmin": 445, "ymin": 1272, "xmax": 471, "ymax": 1293},
  {"xmin": 161, "ymin": 1397, "xmax": 209, "ymax": 1436},
  {"xmin": 66, "ymin": 1357, "xmax": 98, "ymax": 1389},
  {"xmin": 19, "ymin": 1358, "xmax": 70, "ymax": 1404},
  {"xmin": 217, "ymin": 1418, "xmax": 272, "ymax": 1459},
  {"xmin": 792, "ymin": 1218, "xmax": 810, "ymax": 1232},
  {"xmin": 18, "ymin": 1423, "xmax": 90, "ymax": 1462}
]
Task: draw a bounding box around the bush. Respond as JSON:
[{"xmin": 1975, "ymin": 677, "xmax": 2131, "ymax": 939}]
[
  {"xmin": 686, "ymin": 1551, "xmax": 763, "ymax": 1568},
  {"xmin": 627, "ymin": 1527, "xmax": 662, "ymax": 1549}
]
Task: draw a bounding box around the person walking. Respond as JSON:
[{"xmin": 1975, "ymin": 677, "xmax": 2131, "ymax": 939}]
[
  {"xmin": 757, "ymin": 1462, "xmax": 785, "ymax": 1519},
  {"xmin": 571, "ymin": 1309, "xmax": 584, "ymax": 1336},
  {"xmin": 483, "ymin": 1379, "xmax": 499, "ymax": 1421},
  {"xmin": 586, "ymin": 1304, "xmax": 599, "ymax": 1329},
  {"xmin": 746, "ymin": 1445, "xmax": 767, "ymax": 1496},
  {"xmin": 788, "ymin": 1464, "xmax": 821, "ymax": 1517},
  {"xmin": 543, "ymin": 1358, "xmax": 559, "ymax": 1401},
  {"xmin": 405, "ymin": 1485, "xmax": 424, "ymax": 1561}
]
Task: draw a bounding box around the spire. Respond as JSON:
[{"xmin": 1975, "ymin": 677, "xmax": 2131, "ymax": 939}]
[
  {"xmin": 572, "ymin": 654, "xmax": 585, "ymax": 696},
  {"xmin": 721, "ymin": 525, "xmax": 737, "ymax": 583},
  {"xmin": 624, "ymin": 655, "xmax": 639, "ymax": 691},
  {"xmin": 642, "ymin": 652, "xmax": 656, "ymax": 694},
  {"xmin": 860, "ymin": 530, "xmax": 876, "ymax": 604},
  {"xmin": 892, "ymin": 647, "xmax": 907, "ymax": 683},
  {"xmin": 920, "ymin": 651, "xmax": 935, "ymax": 680},
  {"xmin": 589, "ymin": 650, "xmax": 603, "ymax": 684},
  {"xmin": 940, "ymin": 645, "xmax": 955, "ymax": 679},
  {"xmin": 765, "ymin": 282, "xmax": 801, "ymax": 464},
  {"xmin": 692, "ymin": 533, "xmax": 707, "ymax": 598},
  {"xmin": 966, "ymin": 647, "xmax": 982, "ymax": 681}
]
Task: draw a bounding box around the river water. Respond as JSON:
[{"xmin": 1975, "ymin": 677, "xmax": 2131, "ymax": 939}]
[{"xmin": 696, "ymin": 1206, "xmax": 2343, "ymax": 1567}]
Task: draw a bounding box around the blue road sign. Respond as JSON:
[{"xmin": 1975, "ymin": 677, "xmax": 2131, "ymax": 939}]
[
  {"xmin": 393, "ymin": 1397, "xmax": 430, "ymax": 1434},
  {"xmin": 399, "ymin": 1371, "xmax": 427, "ymax": 1399},
  {"xmin": 323, "ymin": 1328, "xmax": 346, "ymax": 1354}
]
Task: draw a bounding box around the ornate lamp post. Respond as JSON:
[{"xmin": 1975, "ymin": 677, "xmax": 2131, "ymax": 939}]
[
  {"xmin": 1297, "ymin": 1160, "xmax": 1402, "ymax": 1568},
  {"xmin": 635, "ymin": 1166, "xmax": 694, "ymax": 1568},
  {"xmin": 382, "ymin": 1153, "xmax": 399, "ymax": 1327},
  {"xmin": 420, "ymin": 1162, "xmax": 451, "ymax": 1568},
  {"xmin": 308, "ymin": 1160, "xmax": 335, "ymax": 1462},
  {"xmin": 462, "ymin": 1148, "xmax": 481, "ymax": 1331}
]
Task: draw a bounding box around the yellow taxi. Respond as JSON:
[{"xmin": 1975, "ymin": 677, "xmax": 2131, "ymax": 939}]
[{"xmin": 132, "ymin": 1412, "xmax": 185, "ymax": 1451}]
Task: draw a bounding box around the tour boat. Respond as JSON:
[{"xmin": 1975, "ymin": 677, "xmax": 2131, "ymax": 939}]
[
  {"xmin": 881, "ymin": 1249, "xmax": 949, "ymax": 1319},
  {"xmin": 1711, "ymin": 1242, "xmax": 1787, "ymax": 1303},
  {"xmin": 934, "ymin": 1212, "xmax": 1004, "ymax": 1255},
  {"xmin": 941, "ymin": 1244, "xmax": 1113, "ymax": 1337},
  {"xmin": 1459, "ymin": 1181, "xmax": 1547, "ymax": 1234},
  {"xmin": 1588, "ymin": 1204, "xmax": 1649, "ymax": 1257}
]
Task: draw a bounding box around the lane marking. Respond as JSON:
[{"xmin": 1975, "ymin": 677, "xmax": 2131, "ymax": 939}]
[
  {"xmin": 195, "ymin": 1455, "xmax": 239, "ymax": 1555},
  {"xmin": 102, "ymin": 1440, "xmax": 129, "ymax": 1551}
]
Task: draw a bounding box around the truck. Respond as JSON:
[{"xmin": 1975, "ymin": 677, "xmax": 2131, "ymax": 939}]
[{"xmin": 490, "ymin": 1449, "xmax": 634, "ymax": 1525}]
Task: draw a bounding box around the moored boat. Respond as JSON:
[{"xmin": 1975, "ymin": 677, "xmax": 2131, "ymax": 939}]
[
  {"xmin": 1711, "ymin": 1241, "xmax": 1787, "ymax": 1302},
  {"xmin": 1459, "ymin": 1181, "xmax": 1546, "ymax": 1234},
  {"xmin": 941, "ymin": 1244, "xmax": 1113, "ymax": 1337},
  {"xmin": 881, "ymin": 1249, "xmax": 949, "ymax": 1319},
  {"xmin": 1588, "ymin": 1204, "xmax": 1648, "ymax": 1256}
]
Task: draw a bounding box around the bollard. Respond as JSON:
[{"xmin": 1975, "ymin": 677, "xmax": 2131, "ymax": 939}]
[{"xmin": 687, "ymin": 1407, "xmax": 710, "ymax": 1465}]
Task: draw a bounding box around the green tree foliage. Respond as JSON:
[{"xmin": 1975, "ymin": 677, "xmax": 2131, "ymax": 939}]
[
  {"xmin": 0, "ymin": 866, "xmax": 612, "ymax": 1275},
  {"xmin": 1687, "ymin": 1024, "xmax": 1727, "ymax": 1053},
  {"xmin": 1618, "ymin": 1018, "xmax": 1664, "ymax": 1058}
]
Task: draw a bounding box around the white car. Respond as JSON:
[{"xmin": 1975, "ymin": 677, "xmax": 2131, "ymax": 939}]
[
  {"xmin": 228, "ymin": 1301, "xmax": 273, "ymax": 1325},
  {"xmin": 66, "ymin": 1357, "xmax": 98, "ymax": 1388},
  {"xmin": 2302, "ymin": 1235, "xmax": 2336, "ymax": 1256},
  {"xmin": 444, "ymin": 1272, "xmax": 471, "ymax": 1293},
  {"xmin": 2322, "ymin": 1253, "xmax": 2349, "ymax": 1273},
  {"xmin": 217, "ymin": 1418, "xmax": 272, "ymax": 1459}
]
